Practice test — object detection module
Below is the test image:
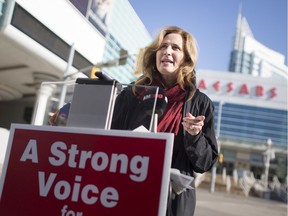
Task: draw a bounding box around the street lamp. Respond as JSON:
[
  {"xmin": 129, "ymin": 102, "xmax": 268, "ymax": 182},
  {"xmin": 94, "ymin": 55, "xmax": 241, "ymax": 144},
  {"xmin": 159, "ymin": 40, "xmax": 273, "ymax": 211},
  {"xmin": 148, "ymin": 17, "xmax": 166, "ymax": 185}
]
[{"xmin": 263, "ymin": 138, "xmax": 275, "ymax": 190}]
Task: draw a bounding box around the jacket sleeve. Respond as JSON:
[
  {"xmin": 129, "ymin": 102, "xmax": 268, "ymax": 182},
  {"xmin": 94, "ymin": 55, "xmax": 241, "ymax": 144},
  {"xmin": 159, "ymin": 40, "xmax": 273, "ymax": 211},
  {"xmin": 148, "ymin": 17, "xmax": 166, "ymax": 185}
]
[
  {"xmin": 111, "ymin": 87, "xmax": 135, "ymax": 130},
  {"xmin": 184, "ymin": 92, "xmax": 218, "ymax": 173}
]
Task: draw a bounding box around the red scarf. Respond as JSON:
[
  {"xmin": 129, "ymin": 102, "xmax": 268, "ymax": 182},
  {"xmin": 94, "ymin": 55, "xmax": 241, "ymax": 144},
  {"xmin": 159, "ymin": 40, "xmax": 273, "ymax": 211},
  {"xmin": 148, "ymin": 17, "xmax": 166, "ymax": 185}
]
[{"xmin": 157, "ymin": 85, "xmax": 186, "ymax": 135}]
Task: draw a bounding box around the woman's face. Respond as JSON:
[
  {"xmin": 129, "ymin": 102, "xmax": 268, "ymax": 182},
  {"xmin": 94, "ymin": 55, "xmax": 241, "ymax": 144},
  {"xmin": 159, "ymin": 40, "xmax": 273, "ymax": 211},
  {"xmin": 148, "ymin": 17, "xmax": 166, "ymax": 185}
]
[{"xmin": 156, "ymin": 33, "xmax": 184, "ymax": 78}]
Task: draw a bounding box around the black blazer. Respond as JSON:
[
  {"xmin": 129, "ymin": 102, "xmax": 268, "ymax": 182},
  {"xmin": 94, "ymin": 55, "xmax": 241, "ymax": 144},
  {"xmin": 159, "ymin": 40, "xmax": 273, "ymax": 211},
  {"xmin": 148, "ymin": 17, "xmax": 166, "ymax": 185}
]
[{"xmin": 111, "ymin": 86, "xmax": 218, "ymax": 216}]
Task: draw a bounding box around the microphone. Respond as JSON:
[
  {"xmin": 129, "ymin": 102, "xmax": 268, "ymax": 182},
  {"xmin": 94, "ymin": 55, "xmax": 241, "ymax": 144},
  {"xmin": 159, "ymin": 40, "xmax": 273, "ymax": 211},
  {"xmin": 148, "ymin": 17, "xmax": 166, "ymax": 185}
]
[
  {"xmin": 95, "ymin": 71, "xmax": 113, "ymax": 81},
  {"xmin": 142, "ymin": 88, "xmax": 168, "ymax": 117}
]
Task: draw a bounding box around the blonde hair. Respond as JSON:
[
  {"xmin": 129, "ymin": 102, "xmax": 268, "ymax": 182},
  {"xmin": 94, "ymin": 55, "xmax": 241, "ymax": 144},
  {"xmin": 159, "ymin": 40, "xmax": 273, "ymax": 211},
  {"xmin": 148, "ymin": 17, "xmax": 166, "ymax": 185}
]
[{"xmin": 135, "ymin": 26, "xmax": 198, "ymax": 93}]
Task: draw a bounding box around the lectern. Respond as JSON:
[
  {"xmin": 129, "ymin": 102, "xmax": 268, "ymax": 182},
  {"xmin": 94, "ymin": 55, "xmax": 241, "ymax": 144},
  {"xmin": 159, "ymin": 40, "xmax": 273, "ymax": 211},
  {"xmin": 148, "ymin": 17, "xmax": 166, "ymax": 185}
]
[{"xmin": 0, "ymin": 78, "xmax": 174, "ymax": 216}]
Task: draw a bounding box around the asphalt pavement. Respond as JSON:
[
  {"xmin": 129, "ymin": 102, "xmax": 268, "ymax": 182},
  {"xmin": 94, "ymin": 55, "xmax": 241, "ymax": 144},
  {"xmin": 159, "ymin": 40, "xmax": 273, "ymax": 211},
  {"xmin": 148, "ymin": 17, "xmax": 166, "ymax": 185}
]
[{"xmin": 195, "ymin": 188, "xmax": 287, "ymax": 216}]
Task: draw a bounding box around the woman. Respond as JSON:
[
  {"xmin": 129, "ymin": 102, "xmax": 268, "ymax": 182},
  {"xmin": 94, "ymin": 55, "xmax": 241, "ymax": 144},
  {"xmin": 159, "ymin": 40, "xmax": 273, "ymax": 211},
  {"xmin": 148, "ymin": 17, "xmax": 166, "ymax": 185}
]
[{"xmin": 112, "ymin": 26, "xmax": 218, "ymax": 216}]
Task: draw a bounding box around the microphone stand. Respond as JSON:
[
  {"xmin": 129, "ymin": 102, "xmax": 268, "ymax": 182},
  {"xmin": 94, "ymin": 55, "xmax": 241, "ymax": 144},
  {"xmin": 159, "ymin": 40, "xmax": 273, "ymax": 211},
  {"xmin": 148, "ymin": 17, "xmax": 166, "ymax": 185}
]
[
  {"xmin": 150, "ymin": 113, "xmax": 158, "ymax": 133},
  {"xmin": 149, "ymin": 87, "xmax": 160, "ymax": 132}
]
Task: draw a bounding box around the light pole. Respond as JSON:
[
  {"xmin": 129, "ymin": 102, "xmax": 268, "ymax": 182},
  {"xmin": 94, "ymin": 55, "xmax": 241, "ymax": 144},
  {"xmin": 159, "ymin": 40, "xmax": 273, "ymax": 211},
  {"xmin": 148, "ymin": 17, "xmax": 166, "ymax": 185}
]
[
  {"xmin": 263, "ymin": 138, "xmax": 274, "ymax": 190},
  {"xmin": 59, "ymin": 43, "xmax": 75, "ymax": 109}
]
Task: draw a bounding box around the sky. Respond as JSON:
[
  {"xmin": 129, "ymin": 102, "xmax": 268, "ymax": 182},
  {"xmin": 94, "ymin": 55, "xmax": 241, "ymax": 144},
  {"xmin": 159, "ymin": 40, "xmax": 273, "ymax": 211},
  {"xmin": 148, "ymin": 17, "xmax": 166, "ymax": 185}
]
[{"xmin": 128, "ymin": 0, "xmax": 287, "ymax": 72}]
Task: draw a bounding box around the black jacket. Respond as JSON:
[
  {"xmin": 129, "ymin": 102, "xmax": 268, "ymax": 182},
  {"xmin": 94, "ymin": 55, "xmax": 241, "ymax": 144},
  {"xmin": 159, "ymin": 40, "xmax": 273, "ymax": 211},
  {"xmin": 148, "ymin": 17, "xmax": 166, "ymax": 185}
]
[{"xmin": 111, "ymin": 86, "xmax": 218, "ymax": 216}]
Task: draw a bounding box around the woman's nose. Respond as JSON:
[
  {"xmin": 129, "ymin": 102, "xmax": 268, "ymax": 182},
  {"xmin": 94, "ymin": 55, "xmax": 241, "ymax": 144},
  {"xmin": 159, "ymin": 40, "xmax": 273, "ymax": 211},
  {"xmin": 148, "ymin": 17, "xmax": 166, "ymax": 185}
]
[
  {"xmin": 164, "ymin": 46, "xmax": 172, "ymax": 55},
  {"xmin": 165, "ymin": 45, "xmax": 173, "ymax": 55}
]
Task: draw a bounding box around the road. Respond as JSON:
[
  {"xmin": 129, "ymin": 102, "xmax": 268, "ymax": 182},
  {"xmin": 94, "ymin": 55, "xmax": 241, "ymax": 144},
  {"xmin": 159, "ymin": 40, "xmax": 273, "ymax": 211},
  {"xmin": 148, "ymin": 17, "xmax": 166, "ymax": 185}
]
[{"xmin": 195, "ymin": 189, "xmax": 287, "ymax": 216}]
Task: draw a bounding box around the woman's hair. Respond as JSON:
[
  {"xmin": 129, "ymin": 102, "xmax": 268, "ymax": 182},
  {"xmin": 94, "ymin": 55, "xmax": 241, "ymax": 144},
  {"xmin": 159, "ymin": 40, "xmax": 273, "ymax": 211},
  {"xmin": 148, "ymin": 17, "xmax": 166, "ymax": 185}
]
[{"xmin": 135, "ymin": 26, "xmax": 198, "ymax": 92}]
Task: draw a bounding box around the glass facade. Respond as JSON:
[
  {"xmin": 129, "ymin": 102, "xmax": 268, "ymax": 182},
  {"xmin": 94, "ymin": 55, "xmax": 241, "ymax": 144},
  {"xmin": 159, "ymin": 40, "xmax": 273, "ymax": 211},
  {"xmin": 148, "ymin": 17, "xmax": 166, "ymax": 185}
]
[
  {"xmin": 215, "ymin": 102, "xmax": 287, "ymax": 148},
  {"xmin": 198, "ymin": 68, "xmax": 287, "ymax": 181},
  {"xmin": 101, "ymin": 0, "xmax": 152, "ymax": 84},
  {"xmin": 68, "ymin": 0, "xmax": 152, "ymax": 84},
  {"xmin": 102, "ymin": 33, "xmax": 138, "ymax": 84}
]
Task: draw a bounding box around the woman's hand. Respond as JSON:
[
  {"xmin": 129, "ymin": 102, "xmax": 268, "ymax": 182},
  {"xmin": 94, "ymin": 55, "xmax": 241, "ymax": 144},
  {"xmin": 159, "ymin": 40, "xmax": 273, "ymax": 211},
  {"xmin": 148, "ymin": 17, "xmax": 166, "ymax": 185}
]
[
  {"xmin": 48, "ymin": 110, "xmax": 59, "ymax": 126},
  {"xmin": 182, "ymin": 112, "xmax": 205, "ymax": 135}
]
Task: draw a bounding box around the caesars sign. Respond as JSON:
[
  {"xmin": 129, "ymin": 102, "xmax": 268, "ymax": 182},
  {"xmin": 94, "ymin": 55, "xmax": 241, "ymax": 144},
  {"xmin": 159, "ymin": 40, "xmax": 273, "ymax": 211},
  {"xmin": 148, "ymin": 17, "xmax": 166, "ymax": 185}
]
[
  {"xmin": 0, "ymin": 124, "xmax": 173, "ymax": 216},
  {"xmin": 197, "ymin": 78, "xmax": 279, "ymax": 100}
]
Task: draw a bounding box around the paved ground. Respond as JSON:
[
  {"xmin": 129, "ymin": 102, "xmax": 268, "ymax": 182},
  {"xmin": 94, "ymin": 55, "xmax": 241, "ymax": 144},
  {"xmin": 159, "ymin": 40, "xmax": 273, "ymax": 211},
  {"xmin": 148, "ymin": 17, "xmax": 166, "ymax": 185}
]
[{"xmin": 195, "ymin": 189, "xmax": 287, "ymax": 216}]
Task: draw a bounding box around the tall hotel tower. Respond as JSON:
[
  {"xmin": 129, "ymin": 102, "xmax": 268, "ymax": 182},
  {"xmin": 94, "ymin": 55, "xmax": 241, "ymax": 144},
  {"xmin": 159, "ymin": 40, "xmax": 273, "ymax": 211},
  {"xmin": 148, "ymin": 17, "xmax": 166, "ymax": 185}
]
[{"xmin": 228, "ymin": 11, "xmax": 287, "ymax": 79}]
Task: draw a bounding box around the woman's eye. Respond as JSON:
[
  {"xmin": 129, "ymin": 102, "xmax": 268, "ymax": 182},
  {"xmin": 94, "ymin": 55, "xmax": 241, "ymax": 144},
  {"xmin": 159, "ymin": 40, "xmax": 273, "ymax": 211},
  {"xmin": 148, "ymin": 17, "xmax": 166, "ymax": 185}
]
[
  {"xmin": 172, "ymin": 45, "xmax": 181, "ymax": 50},
  {"xmin": 160, "ymin": 44, "xmax": 168, "ymax": 49}
]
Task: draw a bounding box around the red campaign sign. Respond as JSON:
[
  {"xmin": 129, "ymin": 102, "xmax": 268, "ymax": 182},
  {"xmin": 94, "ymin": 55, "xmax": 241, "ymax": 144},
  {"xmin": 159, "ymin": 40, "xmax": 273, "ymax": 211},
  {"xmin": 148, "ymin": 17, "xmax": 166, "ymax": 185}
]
[{"xmin": 0, "ymin": 124, "xmax": 173, "ymax": 216}]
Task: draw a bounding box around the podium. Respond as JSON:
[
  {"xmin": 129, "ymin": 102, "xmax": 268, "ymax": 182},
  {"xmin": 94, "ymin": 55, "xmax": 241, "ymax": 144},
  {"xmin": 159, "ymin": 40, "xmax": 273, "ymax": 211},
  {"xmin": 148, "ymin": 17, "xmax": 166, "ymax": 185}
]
[{"xmin": 0, "ymin": 78, "xmax": 174, "ymax": 216}]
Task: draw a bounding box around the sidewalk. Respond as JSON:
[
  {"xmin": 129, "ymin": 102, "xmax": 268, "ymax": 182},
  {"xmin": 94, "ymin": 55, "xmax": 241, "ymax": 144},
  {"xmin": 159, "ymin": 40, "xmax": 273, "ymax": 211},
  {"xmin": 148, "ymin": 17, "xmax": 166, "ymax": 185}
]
[{"xmin": 195, "ymin": 188, "xmax": 287, "ymax": 216}]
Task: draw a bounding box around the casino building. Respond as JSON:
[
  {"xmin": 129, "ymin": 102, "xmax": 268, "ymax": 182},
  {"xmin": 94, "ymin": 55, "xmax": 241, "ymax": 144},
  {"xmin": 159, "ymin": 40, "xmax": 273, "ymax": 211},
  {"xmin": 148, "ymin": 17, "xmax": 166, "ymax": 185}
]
[
  {"xmin": 197, "ymin": 70, "xmax": 287, "ymax": 182},
  {"xmin": 0, "ymin": 0, "xmax": 287, "ymax": 183},
  {"xmin": 205, "ymin": 12, "xmax": 287, "ymax": 182}
]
